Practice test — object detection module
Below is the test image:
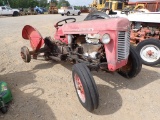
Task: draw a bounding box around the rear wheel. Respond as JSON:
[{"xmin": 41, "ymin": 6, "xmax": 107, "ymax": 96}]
[
  {"xmin": 13, "ymin": 11, "xmax": 19, "ymax": 16},
  {"xmin": 61, "ymin": 14, "xmax": 64, "ymax": 16},
  {"xmin": 72, "ymin": 63, "xmax": 99, "ymax": 112},
  {"xmin": 21, "ymin": 46, "xmax": 31, "ymax": 63},
  {"xmin": 136, "ymin": 39, "xmax": 160, "ymax": 66},
  {"xmin": 118, "ymin": 46, "xmax": 142, "ymax": 78}
]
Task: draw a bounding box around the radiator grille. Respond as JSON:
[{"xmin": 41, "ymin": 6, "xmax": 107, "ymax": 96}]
[{"xmin": 117, "ymin": 31, "xmax": 130, "ymax": 61}]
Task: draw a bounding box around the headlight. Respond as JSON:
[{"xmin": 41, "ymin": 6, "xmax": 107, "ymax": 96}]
[{"xmin": 102, "ymin": 34, "xmax": 111, "ymax": 44}]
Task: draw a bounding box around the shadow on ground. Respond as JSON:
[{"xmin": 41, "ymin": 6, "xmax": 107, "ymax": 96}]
[
  {"xmin": 33, "ymin": 61, "xmax": 56, "ymax": 70},
  {"xmin": 93, "ymin": 84, "xmax": 122, "ymax": 115},
  {"xmin": 58, "ymin": 62, "xmax": 160, "ymax": 115},
  {"xmin": 0, "ymin": 70, "xmax": 56, "ymax": 120},
  {"xmin": 11, "ymin": 61, "xmax": 159, "ymax": 116},
  {"xmin": 93, "ymin": 67, "xmax": 160, "ymax": 90}
]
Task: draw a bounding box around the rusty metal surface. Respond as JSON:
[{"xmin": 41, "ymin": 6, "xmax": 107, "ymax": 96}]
[
  {"xmin": 128, "ymin": 1, "xmax": 160, "ymax": 12},
  {"xmin": 130, "ymin": 23, "xmax": 160, "ymax": 44}
]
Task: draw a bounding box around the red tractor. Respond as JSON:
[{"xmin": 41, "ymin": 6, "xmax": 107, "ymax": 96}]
[{"xmin": 20, "ymin": 15, "xmax": 142, "ymax": 111}]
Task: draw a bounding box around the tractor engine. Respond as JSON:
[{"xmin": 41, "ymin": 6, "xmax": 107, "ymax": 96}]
[
  {"xmin": 76, "ymin": 34, "xmax": 103, "ymax": 59},
  {"xmin": 130, "ymin": 22, "xmax": 160, "ymax": 44}
]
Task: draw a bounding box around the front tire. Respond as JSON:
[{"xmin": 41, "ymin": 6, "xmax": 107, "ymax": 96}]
[
  {"xmin": 61, "ymin": 14, "xmax": 64, "ymax": 16},
  {"xmin": 21, "ymin": 46, "xmax": 31, "ymax": 63},
  {"xmin": 136, "ymin": 39, "xmax": 160, "ymax": 66},
  {"xmin": 72, "ymin": 63, "xmax": 99, "ymax": 112},
  {"xmin": 118, "ymin": 46, "xmax": 142, "ymax": 78}
]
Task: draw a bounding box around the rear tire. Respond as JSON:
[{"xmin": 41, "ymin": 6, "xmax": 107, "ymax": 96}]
[
  {"xmin": 13, "ymin": 11, "xmax": 19, "ymax": 16},
  {"xmin": 72, "ymin": 63, "xmax": 99, "ymax": 112},
  {"xmin": 61, "ymin": 14, "xmax": 64, "ymax": 16},
  {"xmin": 118, "ymin": 46, "xmax": 142, "ymax": 78},
  {"xmin": 136, "ymin": 39, "xmax": 160, "ymax": 66}
]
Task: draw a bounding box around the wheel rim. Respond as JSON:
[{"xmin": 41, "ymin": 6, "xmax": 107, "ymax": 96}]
[
  {"xmin": 74, "ymin": 74, "xmax": 86, "ymax": 103},
  {"xmin": 140, "ymin": 44, "xmax": 160, "ymax": 63},
  {"xmin": 21, "ymin": 47, "xmax": 30, "ymax": 62},
  {"xmin": 21, "ymin": 51, "xmax": 26, "ymax": 61}
]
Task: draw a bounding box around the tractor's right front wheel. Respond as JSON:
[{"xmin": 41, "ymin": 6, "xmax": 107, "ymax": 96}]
[
  {"xmin": 72, "ymin": 63, "xmax": 99, "ymax": 112},
  {"xmin": 118, "ymin": 46, "xmax": 142, "ymax": 78}
]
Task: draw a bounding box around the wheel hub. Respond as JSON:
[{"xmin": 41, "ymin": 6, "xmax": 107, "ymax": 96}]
[
  {"xmin": 74, "ymin": 74, "xmax": 86, "ymax": 103},
  {"xmin": 140, "ymin": 45, "xmax": 160, "ymax": 62},
  {"xmin": 147, "ymin": 50, "xmax": 154, "ymax": 56},
  {"xmin": 21, "ymin": 46, "xmax": 31, "ymax": 63},
  {"xmin": 21, "ymin": 52, "xmax": 25, "ymax": 60}
]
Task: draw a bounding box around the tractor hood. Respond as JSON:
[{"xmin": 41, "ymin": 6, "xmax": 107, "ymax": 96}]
[{"xmin": 61, "ymin": 18, "xmax": 130, "ymax": 34}]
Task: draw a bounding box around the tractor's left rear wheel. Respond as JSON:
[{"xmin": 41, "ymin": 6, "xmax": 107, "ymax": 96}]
[{"xmin": 21, "ymin": 46, "xmax": 31, "ymax": 63}]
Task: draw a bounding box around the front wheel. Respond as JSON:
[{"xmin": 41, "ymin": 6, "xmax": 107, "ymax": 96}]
[
  {"xmin": 21, "ymin": 46, "xmax": 31, "ymax": 63},
  {"xmin": 72, "ymin": 63, "xmax": 99, "ymax": 112},
  {"xmin": 136, "ymin": 39, "xmax": 160, "ymax": 66},
  {"xmin": 118, "ymin": 46, "xmax": 142, "ymax": 78}
]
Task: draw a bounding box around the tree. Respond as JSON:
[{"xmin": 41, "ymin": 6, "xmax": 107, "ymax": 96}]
[
  {"xmin": 0, "ymin": 0, "xmax": 47, "ymax": 8},
  {"xmin": 30, "ymin": 0, "xmax": 39, "ymax": 8},
  {"xmin": 0, "ymin": 0, "xmax": 10, "ymax": 6},
  {"xmin": 0, "ymin": 0, "xmax": 4, "ymax": 6},
  {"xmin": 57, "ymin": 0, "xmax": 70, "ymax": 8},
  {"xmin": 38, "ymin": 0, "xmax": 47, "ymax": 7}
]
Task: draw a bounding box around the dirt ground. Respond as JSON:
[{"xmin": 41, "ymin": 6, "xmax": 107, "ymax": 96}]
[{"xmin": 0, "ymin": 14, "xmax": 160, "ymax": 120}]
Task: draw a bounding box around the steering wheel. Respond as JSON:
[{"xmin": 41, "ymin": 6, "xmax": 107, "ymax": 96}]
[{"xmin": 55, "ymin": 18, "xmax": 76, "ymax": 27}]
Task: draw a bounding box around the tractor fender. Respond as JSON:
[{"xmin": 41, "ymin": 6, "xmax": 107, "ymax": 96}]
[{"xmin": 22, "ymin": 25, "xmax": 44, "ymax": 51}]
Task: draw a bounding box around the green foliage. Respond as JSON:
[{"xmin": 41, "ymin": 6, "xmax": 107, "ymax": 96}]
[
  {"xmin": 74, "ymin": 5, "xmax": 87, "ymax": 10},
  {"xmin": 0, "ymin": 0, "xmax": 48, "ymax": 8},
  {"xmin": 0, "ymin": 0, "xmax": 3, "ymax": 6},
  {"xmin": 0, "ymin": 0, "xmax": 75, "ymax": 9},
  {"xmin": 0, "ymin": 0, "xmax": 6, "ymax": 6},
  {"xmin": 57, "ymin": 0, "xmax": 70, "ymax": 9}
]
